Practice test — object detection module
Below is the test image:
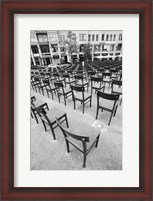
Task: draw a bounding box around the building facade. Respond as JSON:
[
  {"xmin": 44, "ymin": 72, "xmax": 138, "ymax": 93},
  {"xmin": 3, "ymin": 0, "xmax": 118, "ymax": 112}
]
[{"xmin": 31, "ymin": 30, "xmax": 122, "ymax": 66}]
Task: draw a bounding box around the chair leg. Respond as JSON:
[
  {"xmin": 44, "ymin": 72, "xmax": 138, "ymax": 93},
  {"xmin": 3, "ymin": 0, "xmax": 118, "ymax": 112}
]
[
  {"xmin": 83, "ymin": 153, "xmax": 87, "ymax": 168},
  {"xmin": 66, "ymin": 140, "xmax": 70, "ymax": 153},
  {"xmin": 34, "ymin": 113, "xmax": 39, "ymax": 124},
  {"xmin": 65, "ymin": 114, "xmax": 69, "ymax": 128},
  {"xmin": 47, "ymin": 90, "xmax": 49, "ymax": 98},
  {"xmin": 50, "ymin": 125, "xmax": 56, "ymax": 140},
  {"xmin": 95, "ymin": 134, "xmax": 100, "ymax": 147},
  {"xmin": 51, "ymin": 92, "xmax": 54, "ymax": 100},
  {"xmin": 108, "ymin": 112, "xmax": 113, "ymax": 125},
  {"xmin": 42, "ymin": 120, "xmax": 47, "ymax": 132},
  {"xmin": 64, "ymin": 96, "xmax": 66, "ymax": 106},
  {"xmin": 83, "ymin": 103, "xmax": 84, "ymax": 114},
  {"xmin": 58, "ymin": 94, "xmax": 60, "ymax": 103},
  {"xmin": 42, "ymin": 89, "xmax": 44, "ymax": 96},
  {"xmin": 90, "ymin": 97, "xmax": 92, "ymax": 107},
  {"xmin": 96, "ymin": 108, "xmax": 99, "ymax": 119},
  {"xmin": 74, "ymin": 100, "xmax": 76, "ymax": 110}
]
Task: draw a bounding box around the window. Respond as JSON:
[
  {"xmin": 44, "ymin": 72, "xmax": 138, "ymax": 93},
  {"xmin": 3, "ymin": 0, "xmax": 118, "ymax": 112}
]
[
  {"xmin": 79, "ymin": 34, "xmax": 82, "ymax": 41},
  {"xmin": 92, "ymin": 34, "xmax": 95, "ymax": 41},
  {"xmin": 36, "ymin": 33, "xmax": 48, "ymax": 43},
  {"xmin": 31, "ymin": 45, "xmax": 39, "ymax": 54},
  {"xmin": 116, "ymin": 44, "xmax": 122, "ymax": 51},
  {"xmin": 110, "ymin": 34, "xmax": 112, "ymax": 41},
  {"xmin": 101, "ymin": 34, "xmax": 104, "ymax": 41},
  {"xmin": 40, "ymin": 45, "xmax": 50, "ymax": 53},
  {"xmin": 82, "ymin": 34, "xmax": 85, "ymax": 41},
  {"xmin": 60, "ymin": 47, "xmax": 66, "ymax": 52},
  {"xmin": 106, "ymin": 34, "xmax": 109, "ymax": 41},
  {"xmin": 53, "ymin": 55, "xmax": 59, "ymax": 59},
  {"xmin": 110, "ymin": 44, "xmax": 114, "ymax": 51},
  {"xmin": 119, "ymin": 34, "xmax": 122, "ymax": 40},
  {"xmin": 51, "ymin": 44, "xmax": 58, "ymax": 52},
  {"xmin": 113, "ymin": 34, "xmax": 116, "ymax": 41},
  {"xmin": 31, "ymin": 57, "xmax": 34, "ymax": 66},
  {"xmin": 96, "ymin": 34, "xmax": 99, "ymax": 41},
  {"xmin": 34, "ymin": 57, "xmax": 40, "ymax": 65},
  {"xmin": 88, "ymin": 34, "xmax": 91, "ymax": 41},
  {"xmin": 79, "ymin": 34, "xmax": 86, "ymax": 41}
]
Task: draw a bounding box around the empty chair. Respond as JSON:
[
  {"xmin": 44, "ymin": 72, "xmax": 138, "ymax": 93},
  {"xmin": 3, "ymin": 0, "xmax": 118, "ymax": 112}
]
[
  {"xmin": 96, "ymin": 91, "xmax": 119, "ymax": 125},
  {"xmin": 90, "ymin": 76, "xmax": 105, "ymax": 94},
  {"xmin": 42, "ymin": 79, "xmax": 57, "ymax": 100},
  {"xmin": 63, "ymin": 73, "xmax": 75, "ymax": 87},
  {"xmin": 110, "ymin": 69, "xmax": 119, "ymax": 80},
  {"xmin": 54, "ymin": 81, "xmax": 72, "ymax": 106},
  {"xmin": 34, "ymin": 106, "xmax": 69, "ymax": 140},
  {"xmin": 31, "ymin": 97, "xmax": 49, "ymax": 124},
  {"xmin": 71, "ymin": 85, "xmax": 92, "ymax": 114},
  {"xmin": 52, "ymin": 72, "xmax": 64, "ymax": 82},
  {"xmin": 111, "ymin": 80, "xmax": 122, "ymax": 105},
  {"xmin": 74, "ymin": 74, "xmax": 89, "ymax": 91},
  {"xmin": 56, "ymin": 118, "xmax": 100, "ymax": 168},
  {"xmin": 102, "ymin": 72, "xmax": 112, "ymax": 90},
  {"xmin": 33, "ymin": 77, "xmax": 47, "ymax": 95}
]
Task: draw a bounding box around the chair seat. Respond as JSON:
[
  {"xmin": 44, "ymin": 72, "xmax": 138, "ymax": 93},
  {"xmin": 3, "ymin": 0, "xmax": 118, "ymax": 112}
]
[
  {"xmin": 58, "ymin": 88, "xmax": 72, "ymax": 95},
  {"xmin": 46, "ymin": 84, "xmax": 57, "ymax": 91},
  {"xmin": 76, "ymin": 80, "xmax": 88, "ymax": 86},
  {"xmin": 68, "ymin": 121, "xmax": 100, "ymax": 150},
  {"xmin": 92, "ymin": 82, "xmax": 104, "ymax": 89},
  {"xmin": 103, "ymin": 78, "xmax": 111, "ymax": 83},
  {"xmin": 112, "ymin": 86, "xmax": 122, "ymax": 94},
  {"xmin": 34, "ymin": 100, "xmax": 46, "ymax": 107},
  {"xmin": 74, "ymin": 92, "xmax": 91, "ymax": 101},
  {"xmin": 99, "ymin": 98, "xmax": 117, "ymax": 110},
  {"xmin": 65, "ymin": 78, "xmax": 75, "ymax": 83},
  {"xmin": 41, "ymin": 107, "xmax": 66, "ymax": 123}
]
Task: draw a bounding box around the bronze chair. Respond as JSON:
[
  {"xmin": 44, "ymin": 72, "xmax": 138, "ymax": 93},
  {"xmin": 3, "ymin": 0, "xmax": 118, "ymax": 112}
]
[
  {"xmin": 111, "ymin": 80, "xmax": 122, "ymax": 105},
  {"xmin": 96, "ymin": 91, "xmax": 119, "ymax": 125},
  {"xmin": 70, "ymin": 85, "xmax": 92, "ymax": 114},
  {"xmin": 31, "ymin": 97, "xmax": 49, "ymax": 124},
  {"xmin": 63, "ymin": 73, "xmax": 75, "ymax": 87},
  {"xmin": 54, "ymin": 81, "xmax": 72, "ymax": 106},
  {"xmin": 74, "ymin": 74, "xmax": 89, "ymax": 91},
  {"xmin": 90, "ymin": 76, "xmax": 105, "ymax": 94},
  {"xmin": 42, "ymin": 79, "xmax": 57, "ymax": 100},
  {"xmin": 56, "ymin": 118, "xmax": 100, "ymax": 168},
  {"xmin": 34, "ymin": 106, "xmax": 69, "ymax": 140},
  {"xmin": 102, "ymin": 72, "xmax": 112, "ymax": 91}
]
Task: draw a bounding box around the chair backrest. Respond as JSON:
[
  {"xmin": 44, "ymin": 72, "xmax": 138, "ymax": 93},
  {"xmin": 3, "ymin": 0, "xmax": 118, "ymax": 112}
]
[
  {"xmin": 54, "ymin": 81, "xmax": 64, "ymax": 88},
  {"xmin": 31, "ymin": 96, "xmax": 36, "ymax": 103},
  {"xmin": 34, "ymin": 77, "xmax": 40, "ymax": 82},
  {"xmin": 75, "ymin": 75, "xmax": 84, "ymax": 80},
  {"xmin": 56, "ymin": 118, "xmax": 89, "ymax": 142},
  {"xmin": 103, "ymin": 72, "xmax": 112, "ymax": 77},
  {"xmin": 88, "ymin": 71, "xmax": 96, "ymax": 76},
  {"xmin": 97, "ymin": 91, "xmax": 119, "ymax": 101},
  {"xmin": 112, "ymin": 80, "xmax": 122, "ymax": 86},
  {"xmin": 70, "ymin": 85, "xmax": 85, "ymax": 100},
  {"xmin": 63, "ymin": 74, "xmax": 69, "ymax": 78},
  {"xmin": 34, "ymin": 106, "xmax": 51, "ymax": 124},
  {"xmin": 70, "ymin": 85, "xmax": 85, "ymax": 92},
  {"xmin": 43, "ymin": 79, "xmax": 50, "ymax": 85},
  {"xmin": 90, "ymin": 76, "xmax": 103, "ymax": 82}
]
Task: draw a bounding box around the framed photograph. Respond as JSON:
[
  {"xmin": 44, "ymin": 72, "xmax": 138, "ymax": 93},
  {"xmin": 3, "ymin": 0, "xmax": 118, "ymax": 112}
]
[{"xmin": 1, "ymin": 0, "xmax": 152, "ymax": 200}]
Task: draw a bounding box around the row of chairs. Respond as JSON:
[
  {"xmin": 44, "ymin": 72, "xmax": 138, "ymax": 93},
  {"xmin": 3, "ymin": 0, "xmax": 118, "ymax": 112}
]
[{"xmin": 31, "ymin": 98, "xmax": 100, "ymax": 168}]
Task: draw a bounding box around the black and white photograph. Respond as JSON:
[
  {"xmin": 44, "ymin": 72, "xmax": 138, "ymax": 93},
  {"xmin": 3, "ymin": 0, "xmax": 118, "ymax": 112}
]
[{"xmin": 30, "ymin": 30, "xmax": 122, "ymax": 170}]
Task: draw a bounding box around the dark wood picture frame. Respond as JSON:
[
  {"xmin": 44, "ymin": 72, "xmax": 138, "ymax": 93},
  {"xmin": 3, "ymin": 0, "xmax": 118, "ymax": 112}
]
[{"xmin": 1, "ymin": 0, "xmax": 152, "ymax": 200}]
